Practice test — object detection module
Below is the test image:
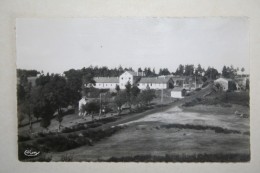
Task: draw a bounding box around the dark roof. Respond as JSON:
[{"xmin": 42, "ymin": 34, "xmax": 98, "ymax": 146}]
[
  {"xmin": 94, "ymin": 77, "xmax": 119, "ymax": 83},
  {"xmin": 139, "ymin": 77, "xmax": 172, "ymax": 84}
]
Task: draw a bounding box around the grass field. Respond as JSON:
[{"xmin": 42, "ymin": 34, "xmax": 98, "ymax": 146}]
[{"xmin": 49, "ymin": 105, "xmax": 249, "ymax": 162}]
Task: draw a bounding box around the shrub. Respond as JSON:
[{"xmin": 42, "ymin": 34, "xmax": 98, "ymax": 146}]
[{"xmin": 105, "ymin": 153, "xmax": 250, "ymax": 162}]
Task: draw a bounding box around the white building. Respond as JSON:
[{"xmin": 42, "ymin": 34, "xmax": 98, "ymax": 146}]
[
  {"xmin": 119, "ymin": 71, "xmax": 142, "ymax": 89},
  {"xmin": 93, "ymin": 71, "xmax": 142, "ymax": 90},
  {"xmin": 171, "ymin": 88, "xmax": 186, "ymax": 98},
  {"xmin": 92, "ymin": 70, "xmax": 179, "ymax": 90},
  {"xmin": 138, "ymin": 77, "xmax": 174, "ymax": 90},
  {"xmin": 94, "ymin": 77, "xmax": 119, "ymax": 90}
]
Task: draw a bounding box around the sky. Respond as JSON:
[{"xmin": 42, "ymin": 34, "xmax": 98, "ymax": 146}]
[{"xmin": 16, "ymin": 18, "xmax": 249, "ymax": 74}]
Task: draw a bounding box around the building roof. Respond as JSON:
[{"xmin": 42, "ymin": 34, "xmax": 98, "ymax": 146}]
[
  {"xmin": 94, "ymin": 77, "xmax": 119, "ymax": 83},
  {"xmin": 139, "ymin": 77, "xmax": 172, "ymax": 84}
]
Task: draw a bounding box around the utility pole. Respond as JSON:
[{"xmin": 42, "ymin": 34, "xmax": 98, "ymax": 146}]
[
  {"xmin": 161, "ymin": 88, "xmax": 164, "ymax": 104},
  {"xmin": 195, "ymin": 75, "xmax": 197, "ymax": 89},
  {"xmin": 99, "ymin": 93, "xmax": 102, "ymax": 119}
]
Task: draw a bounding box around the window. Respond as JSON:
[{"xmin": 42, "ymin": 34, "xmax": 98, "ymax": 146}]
[
  {"xmin": 129, "ymin": 77, "xmax": 131, "ymax": 80},
  {"xmin": 121, "ymin": 77, "xmax": 123, "ymax": 80}
]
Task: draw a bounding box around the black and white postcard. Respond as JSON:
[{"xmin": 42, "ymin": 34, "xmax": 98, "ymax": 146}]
[{"xmin": 16, "ymin": 18, "xmax": 250, "ymax": 162}]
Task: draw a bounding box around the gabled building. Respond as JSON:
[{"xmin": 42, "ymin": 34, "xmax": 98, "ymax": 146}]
[{"xmin": 119, "ymin": 71, "xmax": 142, "ymax": 89}]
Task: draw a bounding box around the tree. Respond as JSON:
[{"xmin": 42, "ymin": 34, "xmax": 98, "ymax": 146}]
[
  {"xmin": 138, "ymin": 89, "xmax": 156, "ymax": 107},
  {"xmin": 129, "ymin": 86, "xmax": 141, "ymax": 109},
  {"xmin": 114, "ymin": 91, "xmax": 128, "ymax": 115},
  {"xmin": 82, "ymin": 73, "xmax": 96, "ymax": 88},
  {"xmin": 39, "ymin": 102, "xmax": 54, "ymax": 132},
  {"xmin": 81, "ymin": 100, "xmax": 100, "ymax": 120},
  {"xmin": 222, "ymin": 66, "xmax": 228, "ymax": 78},
  {"xmin": 175, "ymin": 64, "xmax": 184, "ymax": 76},
  {"xmin": 204, "ymin": 67, "xmax": 219, "ymax": 80},
  {"xmin": 64, "ymin": 69, "xmax": 83, "ymax": 105},
  {"xmin": 47, "ymin": 75, "xmax": 71, "ymax": 131},
  {"xmin": 17, "ymin": 69, "xmax": 40, "ymax": 78},
  {"xmin": 115, "ymin": 84, "xmax": 120, "ymax": 93},
  {"xmin": 222, "ymin": 65, "xmax": 237, "ymax": 79},
  {"xmin": 138, "ymin": 68, "xmax": 143, "ymax": 72},
  {"xmin": 17, "ymin": 77, "xmax": 34, "ymax": 132},
  {"xmin": 241, "ymin": 67, "xmax": 245, "ymax": 77},
  {"xmin": 159, "ymin": 68, "xmax": 171, "ymax": 76},
  {"xmin": 195, "ymin": 64, "xmax": 204, "ymax": 76},
  {"xmin": 32, "ymin": 74, "xmax": 71, "ymax": 131},
  {"xmin": 184, "ymin": 65, "xmax": 194, "ymax": 76}
]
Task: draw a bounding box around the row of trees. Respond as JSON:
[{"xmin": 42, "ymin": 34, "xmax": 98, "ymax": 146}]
[
  {"xmin": 18, "ymin": 73, "xmax": 73, "ymax": 132},
  {"xmin": 114, "ymin": 83, "xmax": 156, "ymax": 115},
  {"xmin": 222, "ymin": 65, "xmax": 245, "ymax": 79}
]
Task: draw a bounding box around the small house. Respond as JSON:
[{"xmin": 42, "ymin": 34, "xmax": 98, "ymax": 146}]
[{"xmin": 171, "ymin": 88, "xmax": 186, "ymax": 98}]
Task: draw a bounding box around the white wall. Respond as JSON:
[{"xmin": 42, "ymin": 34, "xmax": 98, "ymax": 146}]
[
  {"xmin": 94, "ymin": 83, "xmax": 118, "ymax": 89},
  {"xmin": 119, "ymin": 72, "xmax": 133, "ymax": 89},
  {"xmin": 171, "ymin": 91, "xmax": 183, "ymax": 98},
  {"xmin": 138, "ymin": 83, "xmax": 167, "ymax": 90}
]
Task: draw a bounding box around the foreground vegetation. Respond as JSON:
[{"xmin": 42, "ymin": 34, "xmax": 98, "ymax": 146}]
[{"xmin": 104, "ymin": 153, "xmax": 250, "ymax": 162}]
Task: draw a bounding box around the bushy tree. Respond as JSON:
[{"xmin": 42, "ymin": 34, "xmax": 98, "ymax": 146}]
[
  {"xmin": 184, "ymin": 65, "xmax": 194, "ymax": 76},
  {"xmin": 17, "ymin": 76, "xmax": 34, "ymax": 132},
  {"xmin": 64, "ymin": 69, "xmax": 83, "ymax": 105},
  {"xmin": 31, "ymin": 74, "xmax": 71, "ymax": 131},
  {"xmin": 175, "ymin": 64, "xmax": 184, "ymax": 75},
  {"xmin": 222, "ymin": 65, "xmax": 237, "ymax": 79},
  {"xmin": 81, "ymin": 100, "xmax": 100, "ymax": 120},
  {"xmin": 138, "ymin": 89, "xmax": 156, "ymax": 107},
  {"xmin": 115, "ymin": 84, "xmax": 120, "ymax": 93},
  {"xmin": 204, "ymin": 67, "xmax": 219, "ymax": 80},
  {"xmin": 159, "ymin": 68, "xmax": 171, "ymax": 76}
]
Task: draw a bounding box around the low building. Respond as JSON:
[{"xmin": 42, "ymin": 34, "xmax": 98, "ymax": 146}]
[
  {"xmin": 138, "ymin": 77, "xmax": 174, "ymax": 90},
  {"xmin": 93, "ymin": 77, "xmax": 119, "ymax": 90},
  {"xmin": 171, "ymin": 88, "xmax": 186, "ymax": 98},
  {"xmin": 91, "ymin": 71, "xmax": 185, "ymax": 91}
]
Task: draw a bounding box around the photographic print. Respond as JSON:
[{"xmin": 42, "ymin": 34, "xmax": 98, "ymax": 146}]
[{"xmin": 16, "ymin": 18, "xmax": 250, "ymax": 162}]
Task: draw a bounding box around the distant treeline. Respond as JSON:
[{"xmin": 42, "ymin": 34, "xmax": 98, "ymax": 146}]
[{"xmin": 18, "ymin": 64, "xmax": 246, "ymax": 79}]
